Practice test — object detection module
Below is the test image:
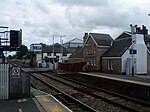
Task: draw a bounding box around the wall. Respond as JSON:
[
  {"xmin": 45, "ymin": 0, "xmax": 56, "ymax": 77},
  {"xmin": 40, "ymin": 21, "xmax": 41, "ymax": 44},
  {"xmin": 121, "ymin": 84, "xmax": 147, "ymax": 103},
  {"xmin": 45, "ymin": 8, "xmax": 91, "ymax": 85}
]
[
  {"xmin": 102, "ymin": 58, "xmax": 121, "ymax": 73},
  {"xmin": 147, "ymin": 53, "xmax": 150, "ymax": 75},
  {"xmin": 122, "ymin": 34, "xmax": 147, "ymax": 75},
  {"xmin": 121, "ymin": 49, "xmax": 130, "ymax": 73},
  {"xmin": 83, "ymin": 37, "xmax": 109, "ymax": 71},
  {"xmin": 132, "ymin": 34, "xmax": 147, "ymax": 74}
]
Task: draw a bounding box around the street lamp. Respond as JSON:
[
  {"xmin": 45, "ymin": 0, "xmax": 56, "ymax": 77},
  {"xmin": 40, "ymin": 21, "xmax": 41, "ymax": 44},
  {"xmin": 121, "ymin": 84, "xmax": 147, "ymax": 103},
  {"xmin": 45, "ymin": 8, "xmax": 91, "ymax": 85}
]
[
  {"xmin": 130, "ymin": 24, "xmax": 136, "ymax": 77},
  {"xmin": 60, "ymin": 35, "xmax": 66, "ymax": 63},
  {"xmin": 52, "ymin": 35, "xmax": 66, "ymax": 71},
  {"xmin": 53, "ymin": 37, "xmax": 55, "ymax": 71}
]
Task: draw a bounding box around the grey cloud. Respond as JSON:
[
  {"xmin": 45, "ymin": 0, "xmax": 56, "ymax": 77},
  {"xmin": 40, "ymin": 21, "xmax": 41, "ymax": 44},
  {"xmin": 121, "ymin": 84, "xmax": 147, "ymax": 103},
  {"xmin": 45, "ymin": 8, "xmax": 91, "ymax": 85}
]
[{"xmin": 52, "ymin": 0, "xmax": 108, "ymax": 7}]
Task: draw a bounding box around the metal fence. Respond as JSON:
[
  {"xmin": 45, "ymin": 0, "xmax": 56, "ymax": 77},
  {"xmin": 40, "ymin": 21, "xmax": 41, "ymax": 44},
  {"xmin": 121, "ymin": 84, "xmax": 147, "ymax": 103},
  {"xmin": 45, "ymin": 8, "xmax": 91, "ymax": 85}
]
[{"xmin": 0, "ymin": 63, "xmax": 9, "ymax": 99}]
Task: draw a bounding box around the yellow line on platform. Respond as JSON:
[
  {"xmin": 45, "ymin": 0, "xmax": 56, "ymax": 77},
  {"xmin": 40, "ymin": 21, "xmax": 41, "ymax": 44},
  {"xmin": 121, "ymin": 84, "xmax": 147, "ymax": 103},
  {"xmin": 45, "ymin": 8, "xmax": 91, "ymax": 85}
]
[
  {"xmin": 49, "ymin": 106, "xmax": 62, "ymax": 112},
  {"xmin": 18, "ymin": 109, "xmax": 23, "ymax": 112}
]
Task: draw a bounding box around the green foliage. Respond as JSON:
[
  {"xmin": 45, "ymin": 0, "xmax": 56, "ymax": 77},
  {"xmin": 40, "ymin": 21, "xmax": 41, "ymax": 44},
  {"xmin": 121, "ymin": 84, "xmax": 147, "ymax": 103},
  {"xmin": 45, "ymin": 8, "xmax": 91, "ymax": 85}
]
[{"xmin": 15, "ymin": 45, "xmax": 30, "ymax": 59}]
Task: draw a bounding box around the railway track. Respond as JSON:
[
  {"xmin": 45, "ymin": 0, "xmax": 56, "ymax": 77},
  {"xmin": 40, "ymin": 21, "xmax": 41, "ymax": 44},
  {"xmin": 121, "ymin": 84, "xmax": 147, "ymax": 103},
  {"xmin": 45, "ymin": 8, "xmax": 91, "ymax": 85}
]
[
  {"xmin": 31, "ymin": 72, "xmax": 150, "ymax": 112},
  {"xmin": 30, "ymin": 72, "xmax": 98, "ymax": 112},
  {"xmin": 8, "ymin": 60, "xmax": 30, "ymax": 68},
  {"xmin": 8, "ymin": 62, "xmax": 150, "ymax": 111}
]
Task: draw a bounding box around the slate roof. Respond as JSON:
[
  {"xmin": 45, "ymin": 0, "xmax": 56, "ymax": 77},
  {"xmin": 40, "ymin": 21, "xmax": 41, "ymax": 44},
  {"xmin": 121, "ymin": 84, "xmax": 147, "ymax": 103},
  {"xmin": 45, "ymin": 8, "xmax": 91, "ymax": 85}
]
[
  {"xmin": 69, "ymin": 47, "xmax": 83, "ymax": 59},
  {"xmin": 102, "ymin": 37, "xmax": 132, "ymax": 57},
  {"xmin": 116, "ymin": 31, "xmax": 150, "ymax": 42},
  {"xmin": 90, "ymin": 33, "xmax": 113, "ymax": 46},
  {"xmin": 42, "ymin": 43, "xmax": 70, "ymax": 53},
  {"xmin": 144, "ymin": 35, "xmax": 150, "ymax": 42}
]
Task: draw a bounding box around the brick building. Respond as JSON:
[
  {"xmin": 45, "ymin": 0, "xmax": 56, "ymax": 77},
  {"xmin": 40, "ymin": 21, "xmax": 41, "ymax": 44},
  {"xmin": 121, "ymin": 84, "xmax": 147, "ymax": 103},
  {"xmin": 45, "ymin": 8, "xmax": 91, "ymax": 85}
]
[
  {"xmin": 82, "ymin": 33, "xmax": 113, "ymax": 71},
  {"xmin": 102, "ymin": 29, "xmax": 150, "ymax": 75}
]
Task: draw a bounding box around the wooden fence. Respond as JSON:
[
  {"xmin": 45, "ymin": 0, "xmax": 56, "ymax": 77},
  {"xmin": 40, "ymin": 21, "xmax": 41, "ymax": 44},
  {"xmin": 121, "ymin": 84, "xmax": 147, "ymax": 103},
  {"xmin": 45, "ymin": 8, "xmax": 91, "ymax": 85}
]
[{"xmin": 58, "ymin": 62, "xmax": 86, "ymax": 72}]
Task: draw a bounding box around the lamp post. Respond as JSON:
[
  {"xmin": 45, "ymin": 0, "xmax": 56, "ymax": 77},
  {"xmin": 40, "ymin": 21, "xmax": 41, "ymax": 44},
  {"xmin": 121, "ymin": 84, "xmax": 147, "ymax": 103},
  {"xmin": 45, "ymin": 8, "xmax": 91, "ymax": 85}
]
[
  {"xmin": 52, "ymin": 35, "xmax": 66, "ymax": 71},
  {"xmin": 130, "ymin": 24, "xmax": 136, "ymax": 77},
  {"xmin": 60, "ymin": 35, "xmax": 66, "ymax": 63}
]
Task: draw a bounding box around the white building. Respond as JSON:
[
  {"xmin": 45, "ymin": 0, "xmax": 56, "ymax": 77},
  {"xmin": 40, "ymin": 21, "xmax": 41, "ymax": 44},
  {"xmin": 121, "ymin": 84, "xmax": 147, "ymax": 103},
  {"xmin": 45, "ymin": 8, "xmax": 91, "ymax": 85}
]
[{"xmin": 30, "ymin": 43, "xmax": 71, "ymax": 67}]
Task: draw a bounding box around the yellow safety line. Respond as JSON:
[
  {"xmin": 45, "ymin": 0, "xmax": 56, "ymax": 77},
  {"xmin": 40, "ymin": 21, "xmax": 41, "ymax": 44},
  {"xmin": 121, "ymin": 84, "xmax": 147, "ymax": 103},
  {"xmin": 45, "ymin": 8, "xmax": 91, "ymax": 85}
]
[{"xmin": 18, "ymin": 109, "xmax": 23, "ymax": 112}]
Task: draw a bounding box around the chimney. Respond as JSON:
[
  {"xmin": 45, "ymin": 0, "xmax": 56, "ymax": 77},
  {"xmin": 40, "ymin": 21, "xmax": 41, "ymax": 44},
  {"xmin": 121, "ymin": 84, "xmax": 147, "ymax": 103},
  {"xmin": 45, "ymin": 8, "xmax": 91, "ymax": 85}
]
[
  {"xmin": 83, "ymin": 33, "xmax": 88, "ymax": 44},
  {"xmin": 140, "ymin": 25, "xmax": 148, "ymax": 35}
]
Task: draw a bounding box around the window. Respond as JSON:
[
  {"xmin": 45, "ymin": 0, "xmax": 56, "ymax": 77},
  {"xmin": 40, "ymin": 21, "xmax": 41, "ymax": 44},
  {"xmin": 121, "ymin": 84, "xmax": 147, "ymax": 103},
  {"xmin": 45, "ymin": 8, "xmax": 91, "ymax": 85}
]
[
  {"xmin": 93, "ymin": 58, "xmax": 96, "ymax": 66},
  {"xmin": 129, "ymin": 49, "xmax": 137, "ymax": 54},
  {"xmin": 94, "ymin": 46, "xmax": 96, "ymax": 54},
  {"xmin": 108, "ymin": 59, "xmax": 113, "ymax": 70}
]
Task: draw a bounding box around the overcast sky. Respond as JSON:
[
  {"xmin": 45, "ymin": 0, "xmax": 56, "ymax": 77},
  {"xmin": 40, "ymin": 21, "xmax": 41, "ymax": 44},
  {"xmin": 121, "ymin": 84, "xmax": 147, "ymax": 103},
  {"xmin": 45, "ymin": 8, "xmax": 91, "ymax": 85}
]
[{"xmin": 1, "ymin": 0, "xmax": 150, "ymax": 47}]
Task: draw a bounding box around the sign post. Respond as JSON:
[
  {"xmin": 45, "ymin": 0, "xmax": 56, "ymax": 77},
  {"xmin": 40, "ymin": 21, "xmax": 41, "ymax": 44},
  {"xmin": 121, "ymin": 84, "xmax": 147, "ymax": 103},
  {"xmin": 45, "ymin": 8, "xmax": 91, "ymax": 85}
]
[{"xmin": 12, "ymin": 67, "xmax": 20, "ymax": 78}]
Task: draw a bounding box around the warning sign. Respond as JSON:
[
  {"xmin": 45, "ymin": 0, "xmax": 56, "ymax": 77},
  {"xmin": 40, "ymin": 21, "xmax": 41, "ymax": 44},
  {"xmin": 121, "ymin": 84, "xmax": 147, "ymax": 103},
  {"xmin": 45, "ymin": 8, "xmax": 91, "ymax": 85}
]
[{"xmin": 12, "ymin": 67, "xmax": 20, "ymax": 78}]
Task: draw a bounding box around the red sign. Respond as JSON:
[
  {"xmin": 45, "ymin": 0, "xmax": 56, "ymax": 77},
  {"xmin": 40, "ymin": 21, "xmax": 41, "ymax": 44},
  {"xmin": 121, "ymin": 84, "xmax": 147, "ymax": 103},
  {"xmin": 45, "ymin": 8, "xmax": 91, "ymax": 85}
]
[{"xmin": 12, "ymin": 67, "xmax": 20, "ymax": 78}]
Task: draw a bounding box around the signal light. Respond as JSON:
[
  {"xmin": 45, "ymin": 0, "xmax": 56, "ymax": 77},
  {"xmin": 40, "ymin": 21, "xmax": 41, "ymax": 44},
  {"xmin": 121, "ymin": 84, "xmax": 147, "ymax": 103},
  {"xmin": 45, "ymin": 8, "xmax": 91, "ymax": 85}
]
[{"xmin": 10, "ymin": 30, "xmax": 22, "ymax": 47}]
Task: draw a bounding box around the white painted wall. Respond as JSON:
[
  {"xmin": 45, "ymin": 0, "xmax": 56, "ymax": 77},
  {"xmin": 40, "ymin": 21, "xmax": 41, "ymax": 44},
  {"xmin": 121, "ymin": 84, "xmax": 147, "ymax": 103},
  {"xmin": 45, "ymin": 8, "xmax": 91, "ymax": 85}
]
[
  {"xmin": 36, "ymin": 53, "xmax": 42, "ymax": 63},
  {"xmin": 132, "ymin": 34, "xmax": 147, "ymax": 74},
  {"xmin": 121, "ymin": 49, "xmax": 130, "ymax": 73},
  {"xmin": 121, "ymin": 34, "xmax": 147, "ymax": 74}
]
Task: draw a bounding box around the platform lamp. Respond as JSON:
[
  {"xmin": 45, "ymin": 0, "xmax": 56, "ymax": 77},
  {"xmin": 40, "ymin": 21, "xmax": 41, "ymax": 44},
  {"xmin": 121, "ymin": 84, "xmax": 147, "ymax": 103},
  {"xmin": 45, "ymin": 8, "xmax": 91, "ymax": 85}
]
[
  {"xmin": 60, "ymin": 35, "xmax": 66, "ymax": 63},
  {"xmin": 53, "ymin": 37, "xmax": 55, "ymax": 71},
  {"xmin": 130, "ymin": 24, "xmax": 136, "ymax": 77}
]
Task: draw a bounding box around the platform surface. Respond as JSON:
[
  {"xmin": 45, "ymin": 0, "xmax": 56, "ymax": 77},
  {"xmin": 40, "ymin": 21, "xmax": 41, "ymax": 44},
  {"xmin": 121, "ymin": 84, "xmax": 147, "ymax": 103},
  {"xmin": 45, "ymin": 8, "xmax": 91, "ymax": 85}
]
[
  {"xmin": 0, "ymin": 98, "xmax": 40, "ymax": 112},
  {"xmin": 32, "ymin": 88, "xmax": 72, "ymax": 112},
  {"xmin": 79, "ymin": 72, "xmax": 150, "ymax": 86},
  {"xmin": 35, "ymin": 95, "xmax": 72, "ymax": 112}
]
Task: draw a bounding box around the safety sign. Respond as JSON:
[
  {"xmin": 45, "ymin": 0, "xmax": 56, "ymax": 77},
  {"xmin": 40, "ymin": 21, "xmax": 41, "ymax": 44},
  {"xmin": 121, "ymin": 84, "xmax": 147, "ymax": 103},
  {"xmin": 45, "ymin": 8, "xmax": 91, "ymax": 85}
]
[{"xmin": 12, "ymin": 67, "xmax": 20, "ymax": 78}]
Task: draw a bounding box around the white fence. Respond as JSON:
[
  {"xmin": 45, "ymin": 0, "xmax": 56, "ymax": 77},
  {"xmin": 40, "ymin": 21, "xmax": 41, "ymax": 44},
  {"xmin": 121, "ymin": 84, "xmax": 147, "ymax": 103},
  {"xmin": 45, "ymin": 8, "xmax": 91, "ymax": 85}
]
[{"xmin": 0, "ymin": 64, "xmax": 9, "ymax": 99}]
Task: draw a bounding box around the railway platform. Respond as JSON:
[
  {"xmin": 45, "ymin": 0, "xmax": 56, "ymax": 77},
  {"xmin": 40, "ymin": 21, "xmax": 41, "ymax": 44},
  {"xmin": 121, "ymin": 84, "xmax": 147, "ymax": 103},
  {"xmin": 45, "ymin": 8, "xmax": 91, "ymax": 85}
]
[
  {"xmin": 79, "ymin": 72, "xmax": 150, "ymax": 86},
  {"xmin": 32, "ymin": 88, "xmax": 72, "ymax": 112},
  {"xmin": 0, "ymin": 88, "xmax": 72, "ymax": 112},
  {"xmin": 0, "ymin": 98, "xmax": 40, "ymax": 112}
]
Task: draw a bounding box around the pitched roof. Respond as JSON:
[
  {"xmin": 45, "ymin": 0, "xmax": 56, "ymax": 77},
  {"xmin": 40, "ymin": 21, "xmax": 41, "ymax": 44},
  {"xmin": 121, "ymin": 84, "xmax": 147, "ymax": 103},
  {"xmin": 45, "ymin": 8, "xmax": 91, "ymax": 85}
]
[
  {"xmin": 144, "ymin": 35, "xmax": 150, "ymax": 42},
  {"xmin": 90, "ymin": 33, "xmax": 113, "ymax": 46},
  {"xmin": 69, "ymin": 47, "xmax": 83, "ymax": 59},
  {"xmin": 116, "ymin": 31, "xmax": 150, "ymax": 42},
  {"xmin": 42, "ymin": 43, "xmax": 70, "ymax": 53},
  {"xmin": 102, "ymin": 37, "xmax": 132, "ymax": 57},
  {"xmin": 83, "ymin": 33, "xmax": 113, "ymax": 47},
  {"xmin": 64, "ymin": 38, "xmax": 83, "ymax": 44}
]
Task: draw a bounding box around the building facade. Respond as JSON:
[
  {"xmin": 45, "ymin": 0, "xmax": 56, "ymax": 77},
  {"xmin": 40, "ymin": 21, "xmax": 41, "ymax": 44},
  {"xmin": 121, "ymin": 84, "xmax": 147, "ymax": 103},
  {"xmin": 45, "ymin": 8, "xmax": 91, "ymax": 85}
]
[
  {"xmin": 30, "ymin": 43, "xmax": 71, "ymax": 67},
  {"xmin": 83, "ymin": 33, "xmax": 113, "ymax": 71},
  {"xmin": 102, "ymin": 33, "xmax": 148, "ymax": 75}
]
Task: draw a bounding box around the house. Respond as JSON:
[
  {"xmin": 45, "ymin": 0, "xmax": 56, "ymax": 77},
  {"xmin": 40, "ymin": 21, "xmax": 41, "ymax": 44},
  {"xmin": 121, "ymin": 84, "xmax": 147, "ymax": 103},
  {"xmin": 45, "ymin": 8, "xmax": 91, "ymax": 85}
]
[
  {"xmin": 82, "ymin": 33, "xmax": 113, "ymax": 71},
  {"xmin": 102, "ymin": 26, "xmax": 149, "ymax": 75},
  {"xmin": 68, "ymin": 47, "xmax": 83, "ymax": 63},
  {"xmin": 63, "ymin": 38, "xmax": 83, "ymax": 53},
  {"xmin": 30, "ymin": 43, "xmax": 71, "ymax": 67},
  {"xmin": 42, "ymin": 43, "xmax": 71, "ymax": 63}
]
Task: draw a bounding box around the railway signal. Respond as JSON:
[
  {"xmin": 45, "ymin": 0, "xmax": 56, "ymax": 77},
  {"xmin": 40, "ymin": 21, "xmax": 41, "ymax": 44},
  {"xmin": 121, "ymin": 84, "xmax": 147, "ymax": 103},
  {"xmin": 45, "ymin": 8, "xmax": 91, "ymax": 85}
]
[{"xmin": 10, "ymin": 30, "xmax": 22, "ymax": 48}]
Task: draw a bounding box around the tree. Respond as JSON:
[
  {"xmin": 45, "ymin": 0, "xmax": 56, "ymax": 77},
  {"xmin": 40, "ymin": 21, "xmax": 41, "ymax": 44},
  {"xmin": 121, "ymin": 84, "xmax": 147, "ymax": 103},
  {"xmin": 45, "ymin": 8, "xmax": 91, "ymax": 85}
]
[{"xmin": 15, "ymin": 45, "xmax": 29, "ymax": 59}]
